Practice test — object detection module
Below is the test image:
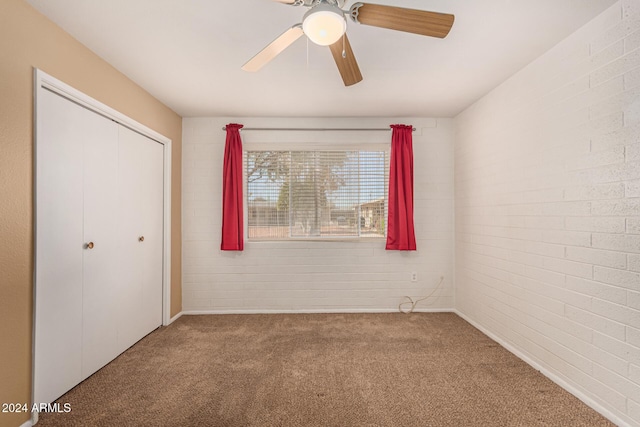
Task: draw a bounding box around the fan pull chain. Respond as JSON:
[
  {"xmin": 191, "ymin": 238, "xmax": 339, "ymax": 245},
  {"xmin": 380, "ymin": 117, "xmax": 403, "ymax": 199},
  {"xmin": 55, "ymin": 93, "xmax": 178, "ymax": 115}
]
[
  {"xmin": 306, "ymin": 36, "xmax": 309, "ymax": 69},
  {"xmin": 342, "ymin": 34, "xmax": 346, "ymax": 58}
]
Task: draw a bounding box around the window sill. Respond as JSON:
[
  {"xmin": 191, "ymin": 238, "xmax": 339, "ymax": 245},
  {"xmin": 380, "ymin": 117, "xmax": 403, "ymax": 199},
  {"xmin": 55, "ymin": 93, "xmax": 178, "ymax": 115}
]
[{"xmin": 246, "ymin": 238, "xmax": 386, "ymax": 244}]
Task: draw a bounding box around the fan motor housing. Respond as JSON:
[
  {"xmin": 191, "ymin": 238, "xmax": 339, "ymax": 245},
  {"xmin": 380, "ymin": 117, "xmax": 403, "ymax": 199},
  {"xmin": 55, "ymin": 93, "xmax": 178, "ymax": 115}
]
[{"xmin": 298, "ymin": 0, "xmax": 346, "ymax": 8}]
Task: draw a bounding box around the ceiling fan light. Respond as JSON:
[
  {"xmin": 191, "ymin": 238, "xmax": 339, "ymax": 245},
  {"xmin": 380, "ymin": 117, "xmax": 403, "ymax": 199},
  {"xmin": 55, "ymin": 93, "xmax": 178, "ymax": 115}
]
[{"xmin": 302, "ymin": 4, "xmax": 346, "ymax": 46}]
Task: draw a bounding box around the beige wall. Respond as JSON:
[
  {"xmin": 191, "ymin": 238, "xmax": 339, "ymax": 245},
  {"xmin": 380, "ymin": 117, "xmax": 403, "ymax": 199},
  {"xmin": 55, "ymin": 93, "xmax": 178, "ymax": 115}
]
[{"xmin": 0, "ymin": 1, "xmax": 182, "ymax": 425}]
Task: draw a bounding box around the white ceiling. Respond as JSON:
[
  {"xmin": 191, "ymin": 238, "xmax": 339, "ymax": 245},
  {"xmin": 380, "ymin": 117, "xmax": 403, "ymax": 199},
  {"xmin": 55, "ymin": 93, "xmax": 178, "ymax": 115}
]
[{"xmin": 27, "ymin": 0, "xmax": 618, "ymax": 118}]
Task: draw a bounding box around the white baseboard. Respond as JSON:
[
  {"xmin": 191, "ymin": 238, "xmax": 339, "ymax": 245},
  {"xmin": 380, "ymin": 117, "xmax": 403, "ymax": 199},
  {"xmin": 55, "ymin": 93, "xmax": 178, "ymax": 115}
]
[
  {"xmin": 453, "ymin": 310, "xmax": 632, "ymax": 427},
  {"xmin": 182, "ymin": 308, "xmax": 454, "ymax": 315}
]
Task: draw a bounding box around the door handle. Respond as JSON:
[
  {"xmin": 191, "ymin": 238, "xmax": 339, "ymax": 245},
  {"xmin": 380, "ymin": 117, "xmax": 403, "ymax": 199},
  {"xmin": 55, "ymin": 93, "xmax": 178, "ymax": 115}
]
[{"xmin": 139, "ymin": 236, "xmax": 145, "ymax": 242}]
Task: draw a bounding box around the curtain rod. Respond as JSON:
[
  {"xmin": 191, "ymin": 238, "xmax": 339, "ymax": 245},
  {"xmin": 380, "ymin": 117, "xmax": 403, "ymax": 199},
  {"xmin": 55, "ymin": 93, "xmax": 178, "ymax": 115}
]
[{"xmin": 221, "ymin": 126, "xmax": 416, "ymax": 132}]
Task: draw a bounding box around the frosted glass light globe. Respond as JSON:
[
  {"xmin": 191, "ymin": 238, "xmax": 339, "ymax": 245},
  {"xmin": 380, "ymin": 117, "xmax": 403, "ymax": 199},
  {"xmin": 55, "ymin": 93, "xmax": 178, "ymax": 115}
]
[{"xmin": 302, "ymin": 5, "xmax": 346, "ymax": 46}]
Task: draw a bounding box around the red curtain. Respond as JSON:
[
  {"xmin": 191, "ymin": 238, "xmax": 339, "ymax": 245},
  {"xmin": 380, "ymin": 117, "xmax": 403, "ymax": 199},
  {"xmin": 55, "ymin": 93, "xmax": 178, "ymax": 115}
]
[
  {"xmin": 386, "ymin": 124, "xmax": 416, "ymax": 251},
  {"xmin": 221, "ymin": 123, "xmax": 244, "ymax": 251}
]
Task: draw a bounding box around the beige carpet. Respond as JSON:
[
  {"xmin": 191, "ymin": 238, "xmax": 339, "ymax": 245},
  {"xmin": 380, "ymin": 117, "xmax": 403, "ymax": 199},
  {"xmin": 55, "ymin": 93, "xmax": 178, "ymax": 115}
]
[{"xmin": 38, "ymin": 313, "xmax": 613, "ymax": 426}]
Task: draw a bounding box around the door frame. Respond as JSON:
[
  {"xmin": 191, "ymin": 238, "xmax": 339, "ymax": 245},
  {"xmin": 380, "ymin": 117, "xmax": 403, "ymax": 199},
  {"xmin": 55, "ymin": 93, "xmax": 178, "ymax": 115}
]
[{"xmin": 33, "ymin": 69, "xmax": 173, "ymax": 408}]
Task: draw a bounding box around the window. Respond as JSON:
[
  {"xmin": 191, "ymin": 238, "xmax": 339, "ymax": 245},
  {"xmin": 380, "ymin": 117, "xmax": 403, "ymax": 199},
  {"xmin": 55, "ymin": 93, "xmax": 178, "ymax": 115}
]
[{"xmin": 246, "ymin": 150, "xmax": 389, "ymax": 240}]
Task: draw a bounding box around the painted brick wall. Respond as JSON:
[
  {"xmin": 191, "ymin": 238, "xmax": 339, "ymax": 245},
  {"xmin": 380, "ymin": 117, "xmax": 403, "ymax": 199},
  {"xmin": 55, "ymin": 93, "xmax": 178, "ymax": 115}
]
[
  {"xmin": 455, "ymin": 1, "xmax": 640, "ymax": 425},
  {"xmin": 183, "ymin": 117, "xmax": 454, "ymax": 313}
]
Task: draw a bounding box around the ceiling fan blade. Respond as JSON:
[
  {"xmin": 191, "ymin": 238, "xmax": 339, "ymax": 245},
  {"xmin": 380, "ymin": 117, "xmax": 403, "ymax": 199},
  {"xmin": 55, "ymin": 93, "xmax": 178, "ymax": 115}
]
[
  {"xmin": 242, "ymin": 25, "xmax": 304, "ymax": 72},
  {"xmin": 328, "ymin": 34, "xmax": 363, "ymax": 87},
  {"xmin": 350, "ymin": 3, "xmax": 454, "ymax": 38}
]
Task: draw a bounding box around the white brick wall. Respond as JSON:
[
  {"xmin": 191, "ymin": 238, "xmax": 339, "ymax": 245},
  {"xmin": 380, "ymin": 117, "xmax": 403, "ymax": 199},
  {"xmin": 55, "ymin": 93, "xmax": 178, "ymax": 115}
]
[
  {"xmin": 455, "ymin": 1, "xmax": 640, "ymax": 425},
  {"xmin": 183, "ymin": 117, "xmax": 454, "ymax": 313}
]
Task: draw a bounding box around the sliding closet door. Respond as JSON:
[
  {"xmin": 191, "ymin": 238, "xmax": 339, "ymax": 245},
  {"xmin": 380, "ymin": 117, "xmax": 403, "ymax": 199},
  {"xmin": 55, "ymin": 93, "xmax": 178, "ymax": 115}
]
[
  {"xmin": 35, "ymin": 71, "xmax": 170, "ymax": 408},
  {"xmin": 116, "ymin": 126, "xmax": 164, "ymax": 353},
  {"xmin": 35, "ymin": 89, "xmax": 119, "ymax": 403}
]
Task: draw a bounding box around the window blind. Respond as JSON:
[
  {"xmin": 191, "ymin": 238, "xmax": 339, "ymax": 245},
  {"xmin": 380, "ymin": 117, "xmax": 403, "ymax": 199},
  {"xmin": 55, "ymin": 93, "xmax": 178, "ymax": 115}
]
[{"xmin": 246, "ymin": 150, "xmax": 389, "ymax": 240}]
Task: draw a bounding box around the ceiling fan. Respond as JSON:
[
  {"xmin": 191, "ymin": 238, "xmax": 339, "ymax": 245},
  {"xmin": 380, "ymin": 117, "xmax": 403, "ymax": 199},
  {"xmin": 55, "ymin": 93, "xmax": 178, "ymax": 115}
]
[{"xmin": 242, "ymin": 0, "xmax": 455, "ymax": 86}]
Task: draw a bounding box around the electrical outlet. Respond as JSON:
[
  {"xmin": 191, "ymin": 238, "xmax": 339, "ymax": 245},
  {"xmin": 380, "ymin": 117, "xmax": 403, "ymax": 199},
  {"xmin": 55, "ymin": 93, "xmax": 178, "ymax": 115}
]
[{"xmin": 411, "ymin": 272, "xmax": 418, "ymax": 282}]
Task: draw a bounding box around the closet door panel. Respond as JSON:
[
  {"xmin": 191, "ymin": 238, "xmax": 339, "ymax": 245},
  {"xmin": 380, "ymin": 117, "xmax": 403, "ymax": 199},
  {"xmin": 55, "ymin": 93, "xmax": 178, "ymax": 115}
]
[
  {"xmin": 81, "ymin": 115, "xmax": 120, "ymax": 379},
  {"xmin": 138, "ymin": 135, "xmax": 164, "ymax": 333},
  {"xmin": 116, "ymin": 127, "xmax": 145, "ymax": 352},
  {"xmin": 116, "ymin": 126, "xmax": 163, "ymax": 352},
  {"xmin": 35, "ymin": 90, "xmax": 86, "ymax": 404}
]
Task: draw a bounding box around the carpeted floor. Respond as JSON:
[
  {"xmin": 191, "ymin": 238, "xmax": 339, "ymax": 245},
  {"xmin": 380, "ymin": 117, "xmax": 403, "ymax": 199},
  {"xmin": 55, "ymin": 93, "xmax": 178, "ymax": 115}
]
[{"xmin": 38, "ymin": 313, "xmax": 613, "ymax": 426}]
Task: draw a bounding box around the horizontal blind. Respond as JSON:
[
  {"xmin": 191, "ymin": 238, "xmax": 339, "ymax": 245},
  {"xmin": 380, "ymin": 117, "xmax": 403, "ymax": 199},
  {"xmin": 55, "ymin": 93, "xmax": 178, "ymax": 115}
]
[{"xmin": 246, "ymin": 150, "xmax": 388, "ymax": 240}]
